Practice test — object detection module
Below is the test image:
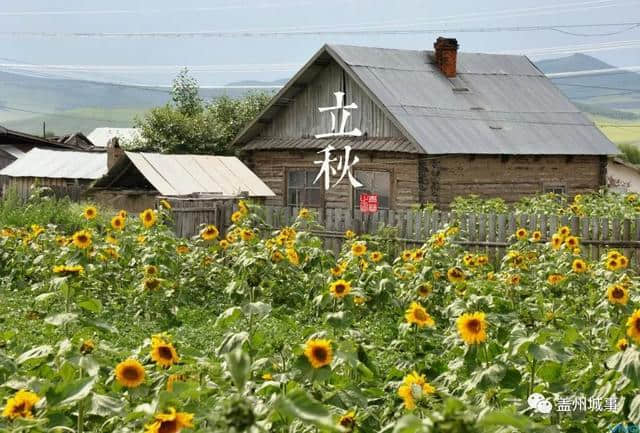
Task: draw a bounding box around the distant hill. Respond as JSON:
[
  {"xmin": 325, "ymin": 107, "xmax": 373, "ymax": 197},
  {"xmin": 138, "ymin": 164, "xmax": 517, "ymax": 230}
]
[{"xmin": 1, "ymin": 52, "xmax": 639, "ymax": 137}]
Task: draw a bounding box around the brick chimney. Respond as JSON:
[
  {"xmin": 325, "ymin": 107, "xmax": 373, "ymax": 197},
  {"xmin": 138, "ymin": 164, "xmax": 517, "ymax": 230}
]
[
  {"xmin": 433, "ymin": 37, "xmax": 459, "ymax": 78},
  {"xmin": 106, "ymin": 137, "xmax": 125, "ymax": 170}
]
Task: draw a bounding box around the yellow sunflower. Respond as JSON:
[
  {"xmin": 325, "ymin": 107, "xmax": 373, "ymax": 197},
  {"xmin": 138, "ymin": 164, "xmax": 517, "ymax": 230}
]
[
  {"xmin": 2, "ymin": 389, "xmax": 39, "ymax": 420},
  {"xmin": 111, "ymin": 215, "xmax": 125, "ymax": 231},
  {"xmin": 397, "ymin": 371, "xmax": 436, "ymax": 410},
  {"xmin": 80, "ymin": 339, "xmax": 95, "ymax": 355},
  {"xmin": 52, "ymin": 264, "xmax": 84, "ymax": 276},
  {"xmin": 547, "ymin": 274, "xmax": 565, "ymax": 285},
  {"xmin": 160, "ymin": 199, "xmax": 172, "ymax": 210},
  {"xmin": 286, "ymin": 248, "xmax": 299, "ymax": 266},
  {"xmin": 557, "ymin": 226, "xmax": 571, "ymax": 238},
  {"xmin": 330, "ymin": 264, "xmax": 345, "ymax": 277},
  {"xmin": 401, "ymin": 250, "xmax": 413, "ymax": 261},
  {"xmin": 619, "ymin": 255, "xmax": 629, "ymax": 269},
  {"xmin": 417, "ymin": 282, "xmax": 432, "ymax": 297},
  {"xmin": 370, "ymin": 251, "xmax": 383, "ymax": 262},
  {"xmin": 627, "ymin": 309, "xmax": 640, "ymax": 343},
  {"xmin": 329, "ymin": 279, "xmax": 352, "ymax": 299},
  {"xmin": 144, "ymin": 278, "xmax": 161, "ymax": 291},
  {"xmin": 117, "ymin": 209, "xmax": 127, "ymax": 218},
  {"xmin": 565, "ymin": 236, "xmax": 579, "ymax": 249},
  {"xmin": 531, "ymin": 231, "xmax": 542, "ymax": 242},
  {"xmin": 572, "ymin": 258, "xmax": 587, "ymax": 273},
  {"xmin": 167, "ymin": 374, "xmax": 186, "ymax": 392},
  {"xmin": 139, "ymin": 209, "xmax": 157, "ymax": 228},
  {"xmin": 608, "ymin": 250, "xmax": 622, "ymax": 260},
  {"xmin": 72, "ymin": 230, "xmax": 92, "ymax": 249},
  {"xmin": 176, "ymin": 245, "xmax": 189, "ymax": 254},
  {"xmin": 144, "ymin": 407, "xmax": 194, "ymax": 433},
  {"xmin": 115, "ymin": 359, "xmax": 145, "ymax": 388},
  {"xmin": 231, "ymin": 211, "xmax": 243, "ymax": 223},
  {"xmin": 106, "ymin": 234, "xmax": 118, "ymax": 245},
  {"xmin": 515, "ymin": 228, "xmax": 528, "ymax": 240},
  {"xmin": 432, "ymin": 232, "xmax": 446, "ymax": 247},
  {"xmin": 463, "ymin": 254, "xmax": 476, "ymax": 267},
  {"xmin": 241, "ymin": 229, "xmax": 255, "ymax": 241},
  {"xmin": 83, "ymin": 206, "xmax": 98, "ymax": 220},
  {"xmin": 447, "ymin": 267, "xmax": 465, "ymax": 283},
  {"xmin": 304, "ymin": 339, "xmax": 333, "ymax": 369},
  {"xmin": 412, "ymin": 249, "xmax": 425, "ymax": 261},
  {"xmin": 405, "ymin": 302, "xmax": 435, "ymax": 328},
  {"xmin": 608, "ymin": 284, "xmax": 629, "ymax": 306},
  {"xmin": 271, "ymin": 250, "xmax": 284, "ymax": 263},
  {"xmin": 457, "ymin": 312, "xmax": 488, "ymax": 345},
  {"xmin": 551, "ymin": 234, "xmax": 563, "ymax": 250},
  {"xmin": 200, "ymin": 225, "xmax": 219, "ymax": 241},
  {"xmin": 238, "ymin": 200, "xmax": 249, "ymax": 215},
  {"xmin": 351, "ymin": 242, "xmax": 367, "ymax": 257},
  {"xmin": 298, "ymin": 208, "xmax": 310, "ymax": 219},
  {"xmin": 507, "ymin": 274, "xmax": 521, "ymax": 285},
  {"xmin": 476, "ymin": 255, "xmax": 489, "ymax": 266},
  {"xmin": 338, "ymin": 411, "xmax": 356, "ymax": 432},
  {"xmin": 344, "ymin": 230, "xmax": 356, "ymax": 239},
  {"xmin": 606, "ymin": 257, "xmax": 620, "ymax": 271},
  {"xmin": 219, "ymin": 239, "xmax": 229, "ymax": 250},
  {"xmin": 145, "ymin": 265, "xmax": 158, "ymax": 276},
  {"xmin": 617, "ymin": 338, "xmax": 629, "ymax": 351},
  {"xmin": 151, "ymin": 336, "xmax": 180, "ymax": 368}
]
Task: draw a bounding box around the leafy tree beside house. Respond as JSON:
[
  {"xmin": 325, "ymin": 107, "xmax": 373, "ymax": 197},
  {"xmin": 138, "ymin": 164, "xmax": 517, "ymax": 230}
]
[{"xmin": 131, "ymin": 69, "xmax": 271, "ymax": 155}]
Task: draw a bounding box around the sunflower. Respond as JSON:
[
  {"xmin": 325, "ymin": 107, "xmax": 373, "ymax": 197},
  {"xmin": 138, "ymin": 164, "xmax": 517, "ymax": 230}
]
[
  {"xmin": 401, "ymin": 250, "xmax": 413, "ymax": 261},
  {"xmin": 565, "ymin": 236, "xmax": 579, "ymax": 248},
  {"xmin": 405, "ymin": 302, "xmax": 435, "ymax": 328},
  {"xmin": 106, "ymin": 234, "xmax": 118, "ymax": 245},
  {"xmin": 108, "ymin": 215, "xmax": 124, "ymax": 231},
  {"xmin": 286, "ymin": 248, "xmax": 299, "ymax": 266},
  {"xmin": 515, "ymin": 228, "xmax": 527, "ymax": 240},
  {"xmin": 397, "ymin": 371, "xmax": 436, "ymax": 410},
  {"xmin": 240, "ymin": 229, "xmax": 255, "ymax": 241},
  {"xmin": 617, "ymin": 338, "xmax": 629, "ymax": 351},
  {"xmin": 80, "ymin": 339, "xmax": 95, "ymax": 355},
  {"xmin": 139, "ymin": 209, "xmax": 157, "ymax": 228},
  {"xmin": 608, "ymin": 250, "xmax": 622, "ymax": 260},
  {"xmin": 231, "ymin": 211, "xmax": 243, "ymax": 223},
  {"xmin": 52, "ymin": 264, "xmax": 84, "ymax": 276},
  {"xmin": 298, "ymin": 208, "xmax": 310, "ymax": 219},
  {"xmin": 354, "ymin": 296, "xmax": 366, "ymax": 305},
  {"xmin": 476, "ymin": 255, "xmax": 489, "ymax": 266},
  {"xmin": 412, "ymin": 249, "xmax": 425, "ymax": 261},
  {"xmin": 606, "ymin": 257, "xmax": 620, "ymax": 271},
  {"xmin": 351, "ymin": 242, "xmax": 367, "ymax": 257},
  {"xmin": 627, "ymin": 194, "xmax": 638, "ymax": 203},
  {"xmin": 117, "ymin": 209, "xmax": 127, "ymax": 219},
  {"xmin": 145, "ymin": 265, "xmax": 158, "ymax": 276},
  {"xmin": 417, "ymin": 283, "xmax": 432, "ymax": 297},
  {"xmin": 344, "ymin": 230, "xmax": 356, "ymax": 239},
  {"xmin": 447, "ymin": 267, "xmax": 465, "ymax": 283},
  {"xmin": 304, "ymin": 339, "xmax": 333, "ymax": 369},
  {"xmin": 457, "ymin": 312, "xmax": 488, "ymax": 345},
  {"xmin": 572, "ymin": 258, "xmax": 587, "ymax": 273},
  {"xmin": 167, "ymin": 374, "xmax": 186, "ymax": 392},
  {"xmin": 619, "ymin": 255, "xmax": 629, "ymax": 269},
  {"xmin": 200, "ymin": 225, "xmax": 219, "ymax": 241},
  {"xmin": 557, "ymin": 226, "xmax": 571, "ymax": 238},
  {"xmin": 369, "ymin": 251, "xmax": 383, "ymax": 263},
  {"xmin": 329, "ymin": 279, "xmax": 351, "ymax": 299},
  {"xmin": 338, "ymin": 411, "xmax": 356, "ymax": 432},
  {"xmin": 144, "ymin": 407, "xmax": 194, "ymax": 433},
  {"xmin": 238, "ymin": 200, "xmax": 249, "ymax": 214},
  {"xmin": 83, "ymin": 206, "xmax": 98, "ymax": 220},
  {"xmin": 627, "ymin": 310, "xmax": 640, "ymax": 343},
  {"xmin": 463, "ymin": 254, "xmax": 476, "ymax": 267},
  {"xmin": 507, "ymin": 274, "xmax": 521, "ymax": 285},
  {"xmin": 151, "ymin": 336, "xmax": 180, "ymax": 368},
  {"xmin": 608, "ymin": 284, "xmax": 629, "ymax": 306},
  {"xmin": 432, "ymin": 232, "xmax": 446, "ymax": 247},
  {"xmin": 72, "ymin": 230, "xmax": 92, "ymax": 249},
  {"xmin": 176, "ymin": 245, "xmax": 189, "ymax": 254},
  {"xmin": 144, "ymin": 278, "xmax": 161, "ymax": 290},
  {"xmin": 547, "ymin": 274, "xmax": 565, "ymax": 285},
  {"xmin": 446, "ymin": 226, "xmax": 459, "ymax": 237},
  {"xmin": 271, "ymin": 250, "xmax": 284, "ymax": 263},
  {"xmin": 551, "ymin": 234, "xmax": 562, "ymax": 250},
  {"xmin": 160, "ymin": 199, "xmax": 172, "ymax": 210},
  {"xmin": 2, "ymin": 389, "xmax": 39, "ymax": 420},
  {"xmin": 330, "ymin": 264, "xmax": 345, "ymax": 276},
  {"xmin": 115, "ymin": 359, "xmax": 145, "ymax": 388},
  {"xmin": 531, "ymin": 231, "xmax": 542, "ymax": 242}
]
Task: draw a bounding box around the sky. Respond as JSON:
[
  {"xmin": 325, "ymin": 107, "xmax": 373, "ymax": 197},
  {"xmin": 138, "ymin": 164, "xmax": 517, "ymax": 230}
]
[{"xmin": 1, "ymin": 0, "xmax": 640, "ymax": 86}]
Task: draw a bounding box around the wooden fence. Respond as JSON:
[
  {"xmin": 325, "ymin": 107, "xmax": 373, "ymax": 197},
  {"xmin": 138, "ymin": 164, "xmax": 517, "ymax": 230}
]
[{"xmin": 171, "ymin": 202, "xmax": 640, "ymax": 266}]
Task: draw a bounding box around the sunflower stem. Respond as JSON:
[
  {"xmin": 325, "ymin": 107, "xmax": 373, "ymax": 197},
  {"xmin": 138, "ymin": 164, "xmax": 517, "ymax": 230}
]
[{"xmin": 528, "ymin": 357, "xmax": 537, "ymax": 396}]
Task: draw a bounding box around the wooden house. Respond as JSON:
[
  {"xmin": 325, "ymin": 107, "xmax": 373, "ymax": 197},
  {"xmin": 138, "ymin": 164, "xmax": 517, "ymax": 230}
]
[{"xmin": 233, "ymin": 39, "xmax": 618, "ymax": 211}]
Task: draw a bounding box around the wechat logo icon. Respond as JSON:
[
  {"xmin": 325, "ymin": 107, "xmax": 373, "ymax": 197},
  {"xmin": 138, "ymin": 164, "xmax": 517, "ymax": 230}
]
[{"xmin": 528, "ymin": 393, "xmax": 552, "ymax": 414}]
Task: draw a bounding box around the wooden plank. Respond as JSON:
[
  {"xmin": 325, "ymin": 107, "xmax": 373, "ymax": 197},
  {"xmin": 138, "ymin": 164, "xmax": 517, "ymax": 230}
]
[
  {"xmin": 507, "ymin": 213, "xmax": 516, "ymax": 240},
  {"xmin": 623, "ymin": 219, "xmax": 631, "ymax": 261},
  {"xmin": 487, "ymin": 213, "xmax": 496, "ymax": 260},
  {"xmin": 497, "ymin": 214, "xmax": 506, "ymax": 259},
  {"xmin": 478, "ymin": 213, "xmax": 486, "ymax": 255},
  {"xmin": 590, "ymin": 217, "xmax": 599, "ymax": 260}
]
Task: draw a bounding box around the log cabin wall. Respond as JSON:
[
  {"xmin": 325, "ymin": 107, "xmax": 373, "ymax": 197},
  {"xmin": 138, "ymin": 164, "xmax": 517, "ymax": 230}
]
[
  {"xmin": 246, "ymin": 150, "xmax": 420, "ymax": 209},
  {"xmin": 421, "ymin": 154, "xmax": 604, "ymax": 208}
]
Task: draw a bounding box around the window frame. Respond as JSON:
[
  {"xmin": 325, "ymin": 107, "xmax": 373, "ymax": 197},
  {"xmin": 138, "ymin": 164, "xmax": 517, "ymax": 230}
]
[
  {"xmin": 542, "ymin": 183, "xmax": 567, "ymax": 195},
  {"xmin": 284, "ymin": 167, "xmax": 325, "ymax": 208},
  {"xmin": 351, "ymin": 168, "xmax": 395, "ymax": 211}
]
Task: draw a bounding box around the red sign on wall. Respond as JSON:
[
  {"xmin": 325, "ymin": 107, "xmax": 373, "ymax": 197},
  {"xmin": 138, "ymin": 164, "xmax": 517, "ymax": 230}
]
[{"xmin": 360, "ymin": 194, "xmax": 378, "ymax": 213}]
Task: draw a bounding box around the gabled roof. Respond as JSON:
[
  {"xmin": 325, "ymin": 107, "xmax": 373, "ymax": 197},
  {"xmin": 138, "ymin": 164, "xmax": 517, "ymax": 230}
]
[
  {"xmin": 93, "ymin": 152, "xmax": 275, "ymax": 197},
  {"xmin": 0, "ymin": 148, "xmax": 107, "ymax": 179},
  {"xmin": 0, "ymin": 125, "xmax": 79, "ymax": 150},
  {"xmin": 233, "ymin": 43, "xmax": 617, "ymax": 155}
]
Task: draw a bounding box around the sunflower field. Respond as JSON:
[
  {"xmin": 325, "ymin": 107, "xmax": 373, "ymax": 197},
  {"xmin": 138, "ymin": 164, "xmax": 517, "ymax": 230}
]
[{"xmin": 2, "ymin": 199, "xmax": 640, "ymax": 433}]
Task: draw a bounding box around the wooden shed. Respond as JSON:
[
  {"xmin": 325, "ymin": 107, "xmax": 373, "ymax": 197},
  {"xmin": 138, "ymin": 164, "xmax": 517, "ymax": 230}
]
[
  {"xmin": 89, "ymin": 144, "xmax": 275, "ymax": 212},
  {"xmin": 0, "ymin": 148, "xmax": 107, "ymax": 200},
  {"xmin": 233, "ymin": 39, "xmax": 618, "ymax": 211}
]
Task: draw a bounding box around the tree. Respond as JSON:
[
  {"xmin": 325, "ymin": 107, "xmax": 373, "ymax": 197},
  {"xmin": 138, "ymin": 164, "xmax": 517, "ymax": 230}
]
[{"xmin": 131, "ymin": 69, "xmax": 271, "ymax": 155}]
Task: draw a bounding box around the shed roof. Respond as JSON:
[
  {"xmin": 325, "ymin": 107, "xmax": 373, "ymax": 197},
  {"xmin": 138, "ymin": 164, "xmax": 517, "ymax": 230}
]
[
  {"xmin": 93, "ymin": 152, "xmax": 275, "ymax": 197},
  {"xmin": 233, "ymin": 44, "xmax": 617, "ymax": 155},
  {"xmin": 0, "ymin": 148, "xmax": 107, "ymax": 179},
  {"xmin": 87, "ymin": 127, "xmax": 142, "ymax": 147}
]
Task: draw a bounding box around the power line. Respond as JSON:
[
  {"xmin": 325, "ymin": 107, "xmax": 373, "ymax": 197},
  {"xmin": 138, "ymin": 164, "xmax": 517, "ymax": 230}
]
[{"xmin": 2, "ymin": 22, "xmax": 640, "ymax": 38}]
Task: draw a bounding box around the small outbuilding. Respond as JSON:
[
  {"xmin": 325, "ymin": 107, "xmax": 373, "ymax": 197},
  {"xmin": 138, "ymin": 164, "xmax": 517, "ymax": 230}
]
[{"xmin": 0, "ymin": 148, "xmax": 107, "ymax": 200}]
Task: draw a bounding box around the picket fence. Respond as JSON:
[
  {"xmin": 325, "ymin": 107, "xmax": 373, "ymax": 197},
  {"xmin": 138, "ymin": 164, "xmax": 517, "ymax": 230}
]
[{"xmin": 170, "ymin": 202, "xmax": 640, "ymax": 266}]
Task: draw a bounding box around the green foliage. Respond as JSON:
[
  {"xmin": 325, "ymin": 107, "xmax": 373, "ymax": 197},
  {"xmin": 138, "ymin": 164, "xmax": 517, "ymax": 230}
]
[
  {"xmin": 618, "ymin": 143, "xmax": 640, "ymax": 165},
  {"xmin": 132, "ymin": 69, "xmax": 271, "ymax": 154}
]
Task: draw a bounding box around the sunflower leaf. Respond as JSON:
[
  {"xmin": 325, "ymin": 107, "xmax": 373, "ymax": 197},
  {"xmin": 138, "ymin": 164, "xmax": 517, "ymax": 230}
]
[
  {"xmin": 215, "ymin": 306, "xmax": 244, "ymax": 329},
  {"xmin": 88, "ymin": 393, "xmax": 124, "ymax": 417},
  {"xmin": 78, "ymin": 299, "xmax": 102, "ymax": 314},
  {"xmin": 527, "ymin": 343, "xmax": 570, "ymax": 363},
  {"xmin": 243, "ymin": 302, "xmax": 272, "ymax": 319},
  {"xmin": 44, "ymin": 313, "xmax": 78, "ymax": 327},
  {"xmin": 16, "ymin": 345, "xmax": 53, "ymax": 364},
  {"xmin": 275, "ymin": 389, "xmax": 344, "ymax": 432},
  {"xmin": 607, "ymin": 347, "xmax": 640, "ymax": 386},
  {"xmin": 225, "ymin": 348, "xmax": 250, "ymax": 390}
]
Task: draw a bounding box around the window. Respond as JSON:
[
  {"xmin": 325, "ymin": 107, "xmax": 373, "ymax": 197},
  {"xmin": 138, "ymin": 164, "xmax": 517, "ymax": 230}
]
[
  {"xmin": 543, "ymin": 184, "xmax": 566, "ymax": 195},
  {"xmin": 287, "ymin": 170, "xmax": 322, "ymax": 207},
  {"xmin": 353, "ymin": 170, "xmax": 391, "ymax": 210}
]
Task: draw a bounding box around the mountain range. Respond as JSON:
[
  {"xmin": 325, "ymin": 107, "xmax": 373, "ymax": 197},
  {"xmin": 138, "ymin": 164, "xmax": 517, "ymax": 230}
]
[{"xmin": 0, "ymin": 54, "xmax": 638, "ymax": 139}]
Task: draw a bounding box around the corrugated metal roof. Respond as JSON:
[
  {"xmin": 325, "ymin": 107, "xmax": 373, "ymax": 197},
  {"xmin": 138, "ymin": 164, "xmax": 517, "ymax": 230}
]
[
  {"xmin": 0, "ymin": 148, "xmax": 107, "ymax": 179},
  {"xmin": 117, "ymin": 152, "xmax": 275, "ymax": 197},
  {"xmin": 234, "ymin": 43, "xmax": 617, "ymax": 156},
  {"xmin": 244, "ymin": 137, "xmax": 418, "ymax": 153},
  {"xmin": 0, "ymin": 145, "xmax": 25, "ymax": 159},
  {"xmin": 87, "ymin": 128, "xmax": 142, "ymax": 147}
]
